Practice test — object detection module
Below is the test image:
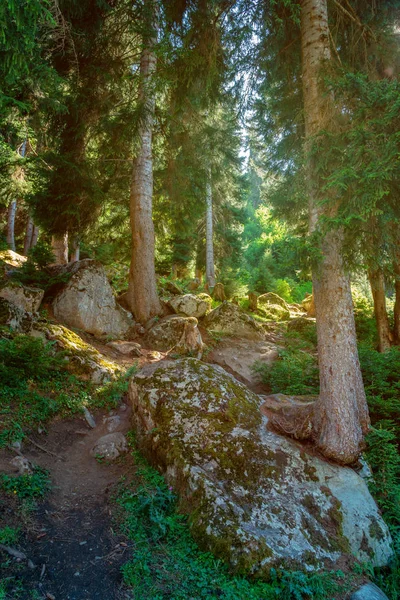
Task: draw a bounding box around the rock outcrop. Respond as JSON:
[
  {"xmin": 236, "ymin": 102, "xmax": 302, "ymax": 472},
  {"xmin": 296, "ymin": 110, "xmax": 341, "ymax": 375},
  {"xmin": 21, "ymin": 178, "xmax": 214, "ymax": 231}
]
[
  {"xmin": 52, "ymin": 260, "xmax": 134, "ymax": 338},
  {"xmin": 31, "ymin": 322, "xmax": 121, "ymax": 384},
  {"xmin": 129, "ymin": 359, "xmax": 393, "ymax": 575},
  {"xmin": 169, "ymin": 293, "xmax": 212, "ymax": 318},
  {"xmin": 0, "ymin": 297, "xmax": 33, "ymax": 332},
  {"xmin": 204, "ymin": 302, "xmax": 265, "ymax": 340},
  {"xmin": 0, "ymin": 281, "xmax": 44, "ymax": 313},
  {"xmin": 258, "ymin": 293, "xmax": 290, "ymax": 321},
  {"xmin": 144, "ymin": 316, "xmax": 203, "ymax": 356}
]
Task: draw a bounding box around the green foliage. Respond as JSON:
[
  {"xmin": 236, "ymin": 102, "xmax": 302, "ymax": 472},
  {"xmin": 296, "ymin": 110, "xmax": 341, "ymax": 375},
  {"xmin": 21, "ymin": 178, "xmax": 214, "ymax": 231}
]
[
  {"xmin": 0, "ymin": 467, "xmax": 50, "ymax": 499},
  {"xmin": 11, "ymin": 240, "xmax": 71, "ymax": 290},
  {"xmin": 254, "ymin": 347, "xmax": 319, "ymax": 396},
  {"xmin": 116, "ymin": 443, "xmax": 350, "ymax": 599},
  {"xmin": 0, "ymin": 526, "xmax": 19, "ymax": 545},
  {"xmin": 0, "ymin": 333, "xmax": 133, "ymax": 447}
]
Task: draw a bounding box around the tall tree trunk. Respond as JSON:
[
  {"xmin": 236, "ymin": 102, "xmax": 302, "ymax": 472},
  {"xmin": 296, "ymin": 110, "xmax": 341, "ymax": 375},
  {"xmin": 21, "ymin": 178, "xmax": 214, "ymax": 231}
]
[
  {"xmin": 300, "ymin": 0, "xmax": 369, "ymax": 463},
  {"xmin": 394, "ymin": 255, "xmax": 400, "ymax": 345},
  {"xmin": 31, "ymin": 225, "xmax": 39, "ymax": 248},
  {"xmin": 205, "ymin": 166, "xmax": 216, "ymax": 288},
  {"xmin": 51, "ymin": 233, "xmax": 69, "ymax": 265},
  {"xmin": 368, "ymin": 268, "xmax": 392, "ymax": 352},
  {"xmin": 70, "ymin": 237, "xmax": 80, "ymax": 262},
  {"xmin": 127, "ymin": 0, "xmax": 161, "ymax": 324},
  {"xmin": 23, "ymin": 217, "xmax": 34, "ymax": 256},
  {"xmin": 7, "ymin": 200, "xmax": 17, "ymax": 252}
]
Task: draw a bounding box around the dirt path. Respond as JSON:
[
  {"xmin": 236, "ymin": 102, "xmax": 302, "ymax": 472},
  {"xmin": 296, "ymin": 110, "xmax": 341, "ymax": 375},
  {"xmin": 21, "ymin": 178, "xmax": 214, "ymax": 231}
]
[{"xmin": 0, "ymin": 402, "xmax": 135, "ymax": 600}]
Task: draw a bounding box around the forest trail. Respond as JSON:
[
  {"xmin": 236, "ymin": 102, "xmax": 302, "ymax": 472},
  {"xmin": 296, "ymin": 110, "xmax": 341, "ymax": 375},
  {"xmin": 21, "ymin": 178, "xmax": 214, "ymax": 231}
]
[{"xmin": 0, "ymin": 402, "xmax": 135, "ymax": 600}]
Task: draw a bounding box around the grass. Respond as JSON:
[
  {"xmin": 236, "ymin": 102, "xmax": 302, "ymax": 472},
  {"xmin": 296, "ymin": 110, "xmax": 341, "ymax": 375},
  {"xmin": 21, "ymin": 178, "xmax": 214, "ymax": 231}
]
[{"xmin": 0, "ymin": 332, "xmax": 136, "ymax": 448}]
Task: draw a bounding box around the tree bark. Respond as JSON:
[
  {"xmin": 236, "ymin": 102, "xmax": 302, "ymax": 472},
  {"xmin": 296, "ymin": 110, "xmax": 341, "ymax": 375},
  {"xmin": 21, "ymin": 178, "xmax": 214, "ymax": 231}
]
[
  {"xmin": 205, "ymin": 166, "xmax": 216, "ymax": 288},
  {"xmin": 51, "ymin": 233, "xmax": 69, "ymax": 265},
  {"xmin": 7, "ymin": 200, "xmax": 17, "ymax": 252},
  {"xmin": 368, "ymin": 268, "xmax": 392, "ymax": 352},
  {"xmin": 127, "ymin": 0, "xmax": 161, "ymax": 325},
  {"xmin": 70, "ymin": 237, "xmax": 80, "ymax": 262},
  {"xmin": 299, "ymin": 0, "xmax": 369, "ymax": 463},
  {"xmin": 23, "ymin": 218, "xmax": 34, "ymax": 256},
  {"xmin": 31, "ymin": 225, "xmax": 39, "ymax": 248}
]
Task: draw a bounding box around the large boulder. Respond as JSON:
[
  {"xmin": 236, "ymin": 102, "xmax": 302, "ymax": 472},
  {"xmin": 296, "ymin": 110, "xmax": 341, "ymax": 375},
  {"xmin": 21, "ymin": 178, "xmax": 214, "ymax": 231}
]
[
  {"xmin": 0, "ymin": 297, "xmax": 33, "ymax": 332},
  {"xmin": 0, "ymin": 281, "xmax": 44, "ymax": 313},
  {"xmin": 144, "ymin": 316, "xmax": 203, "ymax": 356},
  {"xmin": 259, "ymin": 292, "xmax": 289, "ymax": 311},
  {"xmin": 129, "ymin": 359, "xmax": 393, "ymax": 575},
  {"xmin": 52, "ymin": 260, "xmax": 134, "ymax": 338},
  {"xmin": 169, "ymin": 293, "xmax": 212, "ymax": 318},
  {"xmin": 258, "ymin": 304, "xmax": 290, "ymax": 321},
  {"xmin": 0, "ymin": 249, "xmax": 27, "ymax": 272},
  {"xmin": 204, "ymin": 302, "xmax": 265, "ymax": 340},
  {"xmin": 31, "ymin": 322, "xmax": 121, "ymax": 384}
]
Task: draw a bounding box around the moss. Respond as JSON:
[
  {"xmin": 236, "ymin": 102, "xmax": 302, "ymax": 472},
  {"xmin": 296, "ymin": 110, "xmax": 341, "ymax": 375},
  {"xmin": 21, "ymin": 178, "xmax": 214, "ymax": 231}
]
[{"xmin": 369, "ymin": 517, "xmax": 385, "ymax": 541}]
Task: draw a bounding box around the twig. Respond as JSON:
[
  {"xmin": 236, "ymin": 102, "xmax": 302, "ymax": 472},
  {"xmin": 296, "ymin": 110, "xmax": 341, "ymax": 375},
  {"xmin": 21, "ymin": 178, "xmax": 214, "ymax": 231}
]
[{"xmin": 25, "ymin": 437, "xmax": 64, "ymax": 460}]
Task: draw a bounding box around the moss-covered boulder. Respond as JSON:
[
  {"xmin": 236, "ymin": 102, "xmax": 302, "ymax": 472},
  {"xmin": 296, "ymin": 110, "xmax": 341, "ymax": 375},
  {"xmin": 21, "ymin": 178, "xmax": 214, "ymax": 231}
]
[
  {"xmin": 0, "ymin": 297, "xmax": 33, "ymax": 332},
  {"xmin": 287, "ymin": 316, "xmax": 316, "ymax": 334},
  {"xmin": 144, "ymin": 316, "xmax": 203, "ymax": 355},
  {"xmin": 32, "ymin": 322, "xmax": 121, "ymax": 384},
  {"xmin": 52, "ymin": 259, "xmax": 134, "ymax": 338},
  {"xmin": 129, "ymin": 359, "xmax": 393, "ymax": 575},
  {"xmin": 0, "ymin": 280, "xmax": 44, "ymax": 313},
  {"xmin": 258, "ymin": 303, "xmax": 290, "ymax": 321},
  {"xmin": 204, "ymin": 302, "xmax": 265, "ymax": 340},
  {"xmin": 169, "ymin": 293, "xmax": 212, "ymax": 318},
  {"xmin": 259, "ymin": 292, "xmax": 289, "ymax": 310}
]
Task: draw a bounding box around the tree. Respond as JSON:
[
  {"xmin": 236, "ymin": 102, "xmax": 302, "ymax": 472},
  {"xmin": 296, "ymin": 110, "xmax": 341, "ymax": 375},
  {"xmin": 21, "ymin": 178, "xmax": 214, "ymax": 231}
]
[
  {"xmin": 205, "ymin": 165, "xmax": 216, "ymax": 288},
  {"xmin": 127, "ymin": 0, "xmax": 161, "ymax": 323},
  {"xmin": 272, "ymin": 0, "xmax": 370, "ymax": 465}
]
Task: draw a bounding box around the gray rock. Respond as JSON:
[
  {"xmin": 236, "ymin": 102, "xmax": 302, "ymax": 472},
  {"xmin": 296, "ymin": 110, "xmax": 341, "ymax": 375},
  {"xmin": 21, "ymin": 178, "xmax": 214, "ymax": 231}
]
[
  {"xmin": 52, "ymin": 259, "xmax": 134, "ymax": 338},
  {"xmin": 129, "ymin": 359, "xmax": 393, "ymax": 574},
  {"xmin": 144, "ymin": 316, "xmax": 203, "ymax": 355},
  {"xmin": 83, "ymin": 407, "xmax": 96, "ymax": 428},
  {"xmin": 0, "ymin": 297, "xmax": 33, "ymax": 332},
  {"xmin": 258, "ymin": 292, "xmax": 289, "ymax": 310},
  {"xmin": 0, "ymin": 281, "xmax": 44, "ymax": 313},
  {"xmin": 103, "ymin": 415, "xmax": 122, "ymax": 433},
  {"xmin": 91, "ymin": 432, "xmax": 128, "ymax": 460},
  {"xmin": 350, "ymin": 583, "xmax": 390, "ymax": 600},
  {"xmin": 169, "ymin": 293, "xmax": 212, "ymax": 318},
  {"xmin": 10, "ymin": 456, "xmax": 33, "ymax": 475},
  {"xmin": 204, "ymin": 302, "xmax": 265, "ymax": 340},
  {"xmin": 107, "ymin": 340, "xmax": 142, "ymax": 357}
]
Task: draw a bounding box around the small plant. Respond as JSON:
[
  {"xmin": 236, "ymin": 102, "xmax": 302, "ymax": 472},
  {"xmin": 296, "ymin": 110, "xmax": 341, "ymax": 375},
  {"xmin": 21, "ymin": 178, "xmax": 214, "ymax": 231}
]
[
  {"xmin": 253, "ymin": 347, "xmax": 319, "ymax": 395},
  {"xmin": 0, "ymin": 467, "xmax": 51, "ymax": 499},
  {"xmin": 0, "ymin": 526, "xmax": 19, "ymax": 545}
]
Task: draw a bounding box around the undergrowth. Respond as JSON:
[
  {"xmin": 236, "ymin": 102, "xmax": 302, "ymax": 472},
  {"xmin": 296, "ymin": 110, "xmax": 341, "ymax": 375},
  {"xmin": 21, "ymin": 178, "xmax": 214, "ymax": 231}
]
[
  {"xmin": 115, "ymin": 437, "xmax": 352, "ymax": 600},
  {"xmin": 0, "ymin": 333, "xmax": 136, "ymax": 447}
]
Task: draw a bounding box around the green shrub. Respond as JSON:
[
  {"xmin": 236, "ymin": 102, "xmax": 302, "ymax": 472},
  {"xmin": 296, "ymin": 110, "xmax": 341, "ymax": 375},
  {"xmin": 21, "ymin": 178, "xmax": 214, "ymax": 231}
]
[
  {"xmin": 0, "ymin": 467, "xmax": 51, "ymax": 499},
  {"xmin": 0, "ymin": 526, "xmax": 19, "ymax": 545},
  {"xmin": 273, "ymin": 279, "xmax": 294, "ymax": 303},
  {"xmin": 254, "ymin": 348, "xmax": 319, "ymax": 395},
  {"xmin": 359, "ymin": 345, "xmax": 400, "ymax": 425}
]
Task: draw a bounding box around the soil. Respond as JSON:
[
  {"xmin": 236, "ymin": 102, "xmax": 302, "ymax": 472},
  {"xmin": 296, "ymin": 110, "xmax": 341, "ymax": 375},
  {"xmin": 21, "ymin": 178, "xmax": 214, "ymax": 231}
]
[{"xmin": 0, "ymin": 402, "xmax": 136, "ymax": 600}]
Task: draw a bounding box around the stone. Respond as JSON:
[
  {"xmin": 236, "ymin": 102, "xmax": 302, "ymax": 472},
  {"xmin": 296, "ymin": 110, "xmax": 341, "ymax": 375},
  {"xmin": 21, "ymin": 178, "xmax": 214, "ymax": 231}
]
[
  {"xmin": 258, "ymin": 303, "xmax": 290, "ymax": 321},
  {"xmin": 103, "ymin": 415, "xmax": 122, "ymax": 433},
  {"xmin": 129, "ymin": 359, "xmax": 393, "ymax": 575},
  {"xmin": 52, "ymin": 259, "xmax": 134, "ymax": 338},
  {"xmin": 350, "ymin": 583, "xmax": 390, "ymax": 600},
  {"xmin": 302, "ymin": 294, "xmax": 316, "ymax": 317},
  {"xmin": 0, "ymin": 297, "xmax": 33, "ymax": 332},
  {"xmin": 204, "ymin": 302, "xmax": 265, "ymax": 340},
  {"xmin": 169, "ymin": 293, "xmax": 212, "ymax": 318},
  {"xmin": 91, "ymin": 432, "xmax": 128, "ymax": 460},
  {"xmin": 212, "ymin": 282, "xmax": 226, "ymax": 302},
  {"xmin": 0, "ymin": 281, "xmax": 44, "ymax": 313},
  {"xmin": 165, "ymin": 281, "xmax": 183, "ymax": 295},
  {"xmin": 144, "ymin": 316, "xmax": 203, "ymax": 355},
  {"xmin": 107, "ymin": 340, "xmax": 143, "ymax": 357},
  {"xmin": 83, "ymin": 407, "xmax": 96, "ymax": 428},
  {"xmin": 10, "ymin": 456, "xmax": 33, "ymax": 475},
  {"xmin": 287, "ymin": 316, "xmax": 316, "ymax": 334},
  {"xmin": 259, "ymin": 292, "xmax": 289, "ymax": 310},
  {"xmin": 0, "ymin": 250, "xmax": 27, "ymax": 271},
  {"xmin": 31, "ymin": 322, "xmax": 121, "ymax": 384},
  {"xmin": 188, "ymin": 278, "xmax": 201, "ymax": 291}
]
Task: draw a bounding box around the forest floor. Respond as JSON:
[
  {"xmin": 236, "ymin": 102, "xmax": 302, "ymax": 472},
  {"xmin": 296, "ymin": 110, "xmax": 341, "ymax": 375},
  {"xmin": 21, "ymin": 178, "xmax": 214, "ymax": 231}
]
[{"xmin": 0, "ymin": 330, "xmax": 276, "ymax": 600}]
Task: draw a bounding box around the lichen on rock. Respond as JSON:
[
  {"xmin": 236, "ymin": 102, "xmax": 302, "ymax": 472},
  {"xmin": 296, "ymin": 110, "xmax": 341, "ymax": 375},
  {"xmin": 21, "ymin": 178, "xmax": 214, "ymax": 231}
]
[
  {"xmin": 169, "ymin": 293, "xmax": 212, "ymax": 318},
  {"xmin": 129, "ymin": 359, "xmax": 393, "ymax": 575},
  {"xmin": 204, "ymin": 302, "xmax": 265, "ymax": 340}
]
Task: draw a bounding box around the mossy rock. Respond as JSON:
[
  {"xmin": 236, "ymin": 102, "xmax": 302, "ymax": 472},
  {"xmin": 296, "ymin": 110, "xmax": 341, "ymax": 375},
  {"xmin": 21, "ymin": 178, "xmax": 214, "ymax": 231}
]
[
  {"xmin": 204, "ymin": 302, "xmax": 265, "ymax": 340},
  {"xmin": 258, "ymin": 292, "xmax": 289, "ymax": 311},
  {"xmin": 169, "ymin": 293, "xmax": 211, "ymax": 318},
  {"xmin": 129, "ymin": 359, "xmax": 393, "ymax": 575},
  {"xmin": 0, "ymin": 297, "xmax": 33, "ymax": 332},
  {"xmin": 258, "ymin": 303, "xmax": 290, "ymax": 322},
  {"xmin": 32, "ymin": 322, "xmax": 121, "ymax": 384}
]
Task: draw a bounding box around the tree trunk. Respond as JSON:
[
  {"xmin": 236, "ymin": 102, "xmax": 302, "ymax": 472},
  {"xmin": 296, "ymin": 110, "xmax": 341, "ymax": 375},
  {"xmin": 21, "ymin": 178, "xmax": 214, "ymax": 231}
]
[
  {"xmin": 300, "ymin": 0, "xmax": 369, "ymax": 463},
  {"xmin": 7, "ymin": 200, "xmax": 17, "ymax": 252},
  {"xmin": 31, "ymin": 225, "xmax": 39, "ymax": 248},
  {"xmin": 23, "ymin": 218, "xmax": 34, "ymax": 256},
  {"xmin": 205, "ymin": 166, "xmax": 216, "ymax": 288},
  {"xmin": 51, "ymin": 233, "xmax": 69, "ymax": 265},
  {"xmin": 127, "ymin": 0, "xmax": 161, "ymax": 325},
  {"xmin": 368, "ymin": 268, "xmax": 392, "ymax": 352},
  {"xmin": 70, "ymin": 237, "xmax": 80, "ymax": 262},
  {"xmin": 394, "ymin": 256, "xmax": 400, "ymax": 345}
]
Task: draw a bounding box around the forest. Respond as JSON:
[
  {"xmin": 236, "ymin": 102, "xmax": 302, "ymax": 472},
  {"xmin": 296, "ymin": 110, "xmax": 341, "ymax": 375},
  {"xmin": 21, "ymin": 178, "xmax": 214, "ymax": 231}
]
[{"xmin": 0, "ymin": 0, "xmax": 400, "ymax": 598}]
